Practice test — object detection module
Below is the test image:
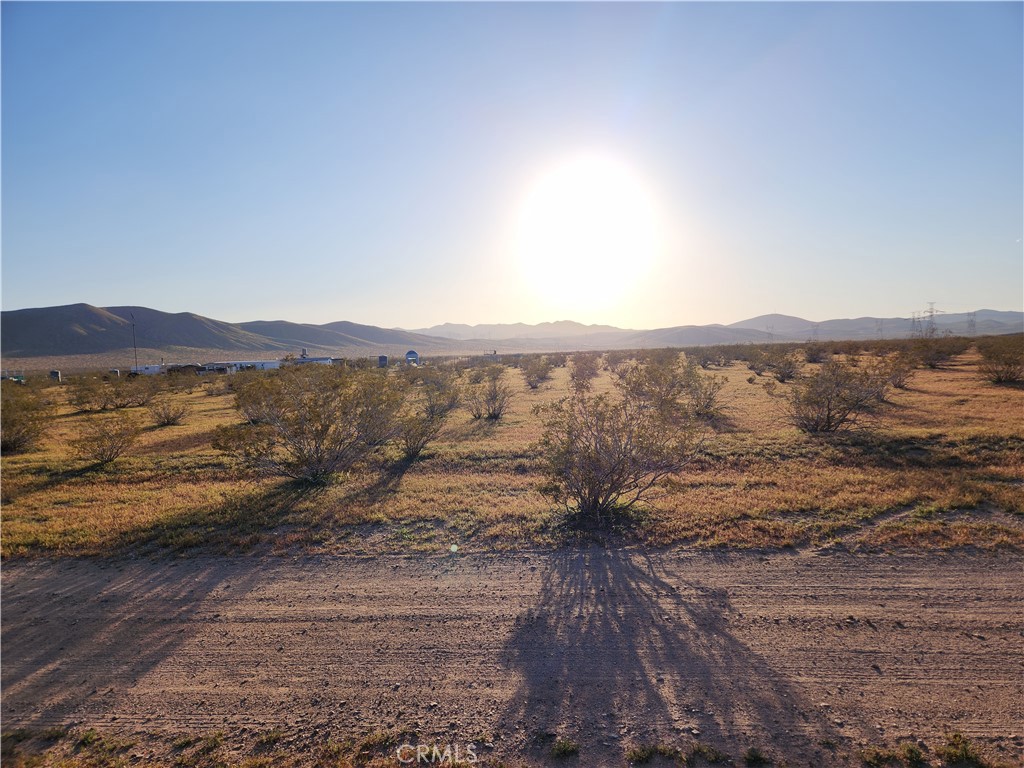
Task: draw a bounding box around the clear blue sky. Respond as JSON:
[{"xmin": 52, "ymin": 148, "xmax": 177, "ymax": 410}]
[{"xmin": 2, "ymin": 1, "xmax": 1021, "ymax": 329}]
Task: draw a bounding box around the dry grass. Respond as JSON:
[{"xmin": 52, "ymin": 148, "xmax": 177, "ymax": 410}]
[
  {"xmin": 0, "ymin": 725, "xmax": 431, "ymax": 768},
  {"xmin": 2, "ymin": 348, "xmax": 1022, "ymax": 559}
]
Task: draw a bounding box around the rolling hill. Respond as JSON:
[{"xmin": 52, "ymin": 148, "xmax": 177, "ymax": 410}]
[
  {"xmin": 1, "ymin": 304, "xmax": 446, "ymax": 361},
  {"xmin": 2, "ymin": 304, "xmax": 1021, "ymax": 367}
]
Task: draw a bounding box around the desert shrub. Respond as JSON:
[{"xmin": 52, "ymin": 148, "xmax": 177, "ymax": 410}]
[
  {"xmin": 538, "ymin": 361, "xmax": 702, "ymax": 523},
  {"xmin": 550, "ymin": 739, "xmax": 580, "ymax": 758},
  {"xmin": 398, "ymin": 370, "xmax": 460, "ymax": 460},
  {"xmin": 684, "ymin": 365, "xmax": 728, "ymax": 420},
  {"xmin": 616, "ymin": 357, "xmax": 686, "ymax": 414},
  {"xmin": 69, "ymin": 375, "xmax": 161, "ymax": 410},
  {"xmin": 569, "ymin": 352, "xmax": 601, "ymax": 391},
  {"xmin": 804, "ymin": 344, "xmax": 827, "ymax": 364},
  {"xmin": 604, "ymin": 350, "xmax": 634, "ymax": 373},
  {"xmin": 233, "ymin": 372, "xmax": 285, "ymax": 425},
  {"xmin": 885, "ymin": 353, "xmax": 917, "ymax": 389},
  {"xmin": 72, "ymin": 412, "xmax": 142, "ymax": 465},
  {"xmin": 419, "ymin": 368, "xmax": 461, "ymax": 419},
  {"xmin": 465, "ymin": 366, "xmax": 513, "ymax": 420},
  {"xmin": 898, "ymin": 743, "xmax": 927, "ymax": 767},
  {"xmin": 787, "ymin": 359, "xmax": 888, "ymax": 433},
  {"xmin": 745, "ymin": 348, "xmax": 768, "ymax": 375},
  {"xmin": 398, "ymin": 414, "xmax": 442, "ymax": 461},
  {"xmin": 1, "ymin": 383, "xmax": 51, "ymax": 453},
  {"xmin": 977, "ymin": 335, "xmax": 1024, "ymax": 384},
  {"xmin": 913, "ymin": 334, "xmax": 971, "ymax": 368},
  {"xmin": 523, "ymin": 356, "xmax": 554, "ymax": 389},
  {"xmin": 768, "ymin": 351, "xmax": 801, "ymax": 382},
  {"xmin": 110, "ymin": 376, "xmax": 161, "ymax": 408},
  {"xmin": 935, "ymin": 732, "xmax": 985, "ymax": 766},
  {"xmin": 69, "ymin": 377, "xmax": 110, "ymax": 411},
  {"xmin": 614, "ymin": 355, "xmax": 727, "ymax": 421},
  {"xmin": 147, "ymin": 397, "xmax": 191, "ymax": 427},
  {"xmin": 213, "ymin": 365, "xmax": 406, "ymax": 485},
  {"xmin": 691, "ymin": 348, "xmax": 717, "ymax": 369}
]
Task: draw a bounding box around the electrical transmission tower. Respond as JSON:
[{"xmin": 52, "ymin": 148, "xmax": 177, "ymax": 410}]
[
  {"xmin": 967, "ymin": 312, "xmax": 977, "ymax": 336},
  {"xmin": 910, "ymin": 311, "xmax": 922, "ymax": 338},
  {"xmin": 924, "ymin": 302, "xmax": 946, "ymax": 337}
]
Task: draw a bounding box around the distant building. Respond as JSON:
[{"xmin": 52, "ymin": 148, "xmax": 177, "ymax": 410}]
[
  {"xmin": 289, "ymin": 356, "xmax": 334, "ymax": 367},
  {"xmin": 131, "ymin": 364, "xmax": 163, "ymax": 376},
  {"xmin": 405, "ymin": 350, "xmax": 419, "ymax": 366},
  {"xmin": 203, "ymin": 360, "xmax": 282, "ymax": 374},
  {"xmin": 166, "ymin": 364, "xmax": 202, "ymax": 376}
]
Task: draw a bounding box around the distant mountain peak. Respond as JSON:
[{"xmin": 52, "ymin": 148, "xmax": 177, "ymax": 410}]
[{"xmin": 2, "ymin": 303, "xmax": 1021, "ymax": 362}]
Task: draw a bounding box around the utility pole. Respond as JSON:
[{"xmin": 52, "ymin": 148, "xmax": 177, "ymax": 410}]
[{"xmin": 131, "ymin": 313, "xmax": 139, "ymax": 374}]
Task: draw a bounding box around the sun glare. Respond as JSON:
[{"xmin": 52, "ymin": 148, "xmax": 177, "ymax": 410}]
[{"xmin": 513, "ymin": 151, "xmax": 664, "ymax": 316}]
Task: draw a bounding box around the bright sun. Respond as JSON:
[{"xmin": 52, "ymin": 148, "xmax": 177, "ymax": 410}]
[{"xmin": 513, "ymin": 151, "xmax": 664, "ymax": 316}]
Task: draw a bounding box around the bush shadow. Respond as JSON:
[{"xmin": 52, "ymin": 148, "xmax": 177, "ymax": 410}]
[
  {"xmin": 497, "ymin": 548, "xmax": 843, "ymax": 763},
  {"xmin": 123, "ymin": 481, "xmax": 323, "ymax": 555},
  {"xmin": 1, "ymin": 559, "xmax": 264, "ymax": 730},
  {"xmin": 825, "ymin": 432, "xmax": 1024, "ymax": 471}
]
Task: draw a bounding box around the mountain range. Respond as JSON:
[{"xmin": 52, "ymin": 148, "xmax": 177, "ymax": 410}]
[{"xmin": 1, "ymin": 304, "xmax": 1021, "ymax": 367}]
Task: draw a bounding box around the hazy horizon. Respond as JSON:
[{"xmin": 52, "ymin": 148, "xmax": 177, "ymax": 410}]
[
  {"xmin": 4, "ymin": 299, "xmax": 1022, "ymax": 336},
  {"xmin": 3, "ymin": 2, "xmax": 1021, "ymax": 328}
]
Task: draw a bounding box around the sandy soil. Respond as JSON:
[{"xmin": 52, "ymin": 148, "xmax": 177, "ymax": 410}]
[{"xmin": 3, "ymin": 549, "xmax": 1022, "ymax": 766}]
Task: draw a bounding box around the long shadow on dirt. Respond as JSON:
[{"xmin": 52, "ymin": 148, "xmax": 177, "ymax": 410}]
[
  {"xmin": 1, "ymin": 559, "xmax": 264, "ymax": 730},
  {"xmin": 498, "ymin": 549, "xmax": 844, "ymax": 764},
  {"xmin": 126, "ymin": 481, "xmax": 321, "ymax": 555}
]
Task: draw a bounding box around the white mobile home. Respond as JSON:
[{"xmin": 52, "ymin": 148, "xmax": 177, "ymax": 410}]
[{"xmin": 203, "ymin": 360, "xmax": 282, "ymax": 374}]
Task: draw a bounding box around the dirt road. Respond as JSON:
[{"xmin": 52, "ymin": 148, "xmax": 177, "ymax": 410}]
[{"xmin": 3, "ymin": 549, "xmax": 1022, "ymax": 766}]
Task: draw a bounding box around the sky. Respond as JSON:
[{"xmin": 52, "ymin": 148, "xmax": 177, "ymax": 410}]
[{"xmin": 2, "ymin": 1, "xmax": 1022, "ymax": 330}]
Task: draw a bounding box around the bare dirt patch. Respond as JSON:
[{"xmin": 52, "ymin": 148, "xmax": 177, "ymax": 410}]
[{"xmin": 3, "ymin": 549, "xmax": 1021, "ymax": 766}]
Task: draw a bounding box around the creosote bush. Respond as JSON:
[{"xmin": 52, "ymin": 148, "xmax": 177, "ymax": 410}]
[
  {"xmin": 616, "ymin": 354, "xmax": 726, "ymax": 422},
  {"xmin": 523, "ymin": 356, "xmax": 554, "ymax": 389},
  {"xmin": 465, "ymin": 366, "xmax": 513, "ymax": 420},
  {"xmin": 913, "ymin": 333, "xmax": 970, "ymax": 369},
  {"xmin": 1, "ymin": 383, "xmax": 51, "ymax": 453},
  {"xmin": 72, "ymin": 412, "xmax": 142, "ymax": 465},
  {"xmin": 213, "ymin": 365, "xmax": 406, "ymax": 485},
  {"xmin": 148, "ymin": 398, "xmax": 191, "ymax": 427},
  {"xmin": 538, "ymin": 358, "xmax": 702, "ymax": 523},
  {"xmin": 884, "ymin": 353, "xmax": 917, "ymax": 390},
  {"xmin": 70, "ymin": 375, "xmax": 161, "ymax": 411},
  {"xmin": 569, "ymin": 353, "xmax": 601, "ymax": 391},
  {"xmin": 787, "ymin": 359, "xmax": 888, "ymax": 433},
  {"xmin": 398, "ymin": 369, "xmax": 461, "ymax": 460},
  {"xmin": 769, "ymin": 352, "xmax": 801, "ymax": 382},
  {"xmin": 977, "ymin": 335, "xmax": 1024, "ymax": 384}
]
